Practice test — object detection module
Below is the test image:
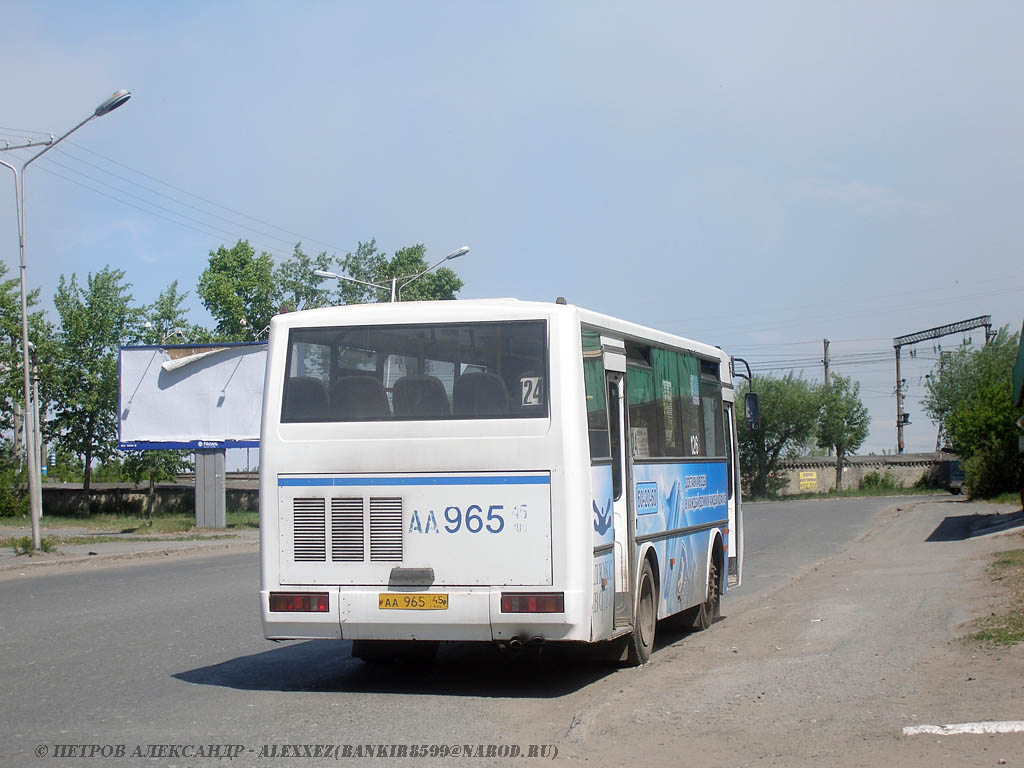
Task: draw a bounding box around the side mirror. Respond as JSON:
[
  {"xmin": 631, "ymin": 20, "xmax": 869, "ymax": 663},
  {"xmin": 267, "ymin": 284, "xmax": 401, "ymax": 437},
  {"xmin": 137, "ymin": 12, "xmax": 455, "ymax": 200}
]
[{"xmin": 744, "ymin": 392, "xmax": 761, "ymax": 431}]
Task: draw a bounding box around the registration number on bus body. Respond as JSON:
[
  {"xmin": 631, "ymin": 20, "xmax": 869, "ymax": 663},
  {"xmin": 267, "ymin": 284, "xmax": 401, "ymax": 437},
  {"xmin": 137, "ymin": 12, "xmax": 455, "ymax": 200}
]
[{"xmin": 378, "ymin": 593, "xmax": 449, "ymax": 610}]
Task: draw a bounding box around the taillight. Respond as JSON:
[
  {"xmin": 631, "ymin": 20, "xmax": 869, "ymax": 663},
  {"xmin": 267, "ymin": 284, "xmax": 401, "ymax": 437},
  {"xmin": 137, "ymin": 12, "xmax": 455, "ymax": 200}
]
[
  {"xmin": 500, "ymin": 592, "xmax": 564, "ymax": 613},
  {"xmin": 269, "ymin": 592, "xmax": 329, "ymax": 612}
]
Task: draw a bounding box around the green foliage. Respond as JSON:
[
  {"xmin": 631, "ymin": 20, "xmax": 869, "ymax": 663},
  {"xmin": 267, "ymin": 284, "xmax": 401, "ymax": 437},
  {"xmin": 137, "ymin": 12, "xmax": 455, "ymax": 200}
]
[
  {"xmin": 52, "ymin": 266, "xmax": 140, "ymax": 508},
  {"xmin": 123, "ymin": 451, "xmax": 191, "ymax": 485},
  {"xmin": 11, "ymin": 536, "xmax": 55, "ymax": 555},
  {"xmin": 923, "ymin": 328, "xmax": 1022, "ymax": 497},
  {"xmin": 48, "ymin": 449, "xmax": 84, "ymax": 483},
  {"xmin": 961, "ymin": 449, "xmax": 1017, "ymax": 499},
  {"xmin": 0, "ymin": 262, "xmax": 27, "ymax": 434},
  {"xmin": 0, "ymin": 441, "xmax": 28, "ymax": 517},
  {"xmin": 0, "ymin": 261, "xmax": 57, "ymax": 449},
  {"xmin": 91, "ymin": 457, "xmax": 124, "ymax": 483},
  {"xmin": 333, "ymin": 239, "xmax": 388, "ymax": 304},
  {"xmin": 736, "ymin": 373, "xmax": 821, "ymax": 498},
  {"xmin": 137, "ymin": 281, "xmax": 209, "ymax": 345},
  {"xmin": 333, "ymin": 239, "xmax": 464, "ymax": 304},
  {"xmin": 914, "ymin": 467, "xmax": 941, "ymax": 490},
  {"xmin": 859, "ymin": 470, "xmax": 902, "ymax": 491},
  {"xmin": 275, "ymin": 243, "xmax": 332, "ymax": 312},
  {"xmin": 123, "ymin": 450, "xmax": 192, "ymax": 517},
  {"xmin": 197, "ymin": 240, "xmax": 278, "ymax": 341},
  {"xmin": 198, "ymin": 238, "xmax": 466, "ymax": 343},
  {"xmin": 967, "ymin": 549, "xmax": 1024, "ymax": 647},
  {"xmin": 817, "ymin": 374, "xmax": 871, "ymax": 488}
]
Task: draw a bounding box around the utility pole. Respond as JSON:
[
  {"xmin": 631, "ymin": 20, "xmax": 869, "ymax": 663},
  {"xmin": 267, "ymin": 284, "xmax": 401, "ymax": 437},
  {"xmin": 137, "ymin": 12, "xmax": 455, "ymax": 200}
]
[
  {"xmin": 823, "ymin": 338, "xmax": 831, "ymax": 456},
  {"xmin": 895, "ymin": 348, "xmax": 904, "ymax": 454},
  {"xmin": 822, "ymin": 338, "xmax": 830, "ymax": 388},
  {"xmin": 893, "ymin": 314, "xmax": 991, "ymax": 456}
]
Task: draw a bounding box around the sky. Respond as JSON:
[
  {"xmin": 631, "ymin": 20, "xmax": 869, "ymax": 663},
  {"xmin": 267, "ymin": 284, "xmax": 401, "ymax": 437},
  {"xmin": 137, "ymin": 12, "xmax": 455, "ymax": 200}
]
[{"xmin": 1, "ymin": 1, "xmax": 1022, "ymax": 461}]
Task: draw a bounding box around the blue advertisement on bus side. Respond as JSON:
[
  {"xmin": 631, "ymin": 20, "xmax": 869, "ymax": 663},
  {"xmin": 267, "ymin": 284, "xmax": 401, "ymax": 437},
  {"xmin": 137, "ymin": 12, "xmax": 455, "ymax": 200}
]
[
  {"xmin": 591, "ymin": 461, "xmax": 728, "ymax": 618},
  {"xmin": 635, "ymin": 461, "xmax": 728, "ymax": 618}
]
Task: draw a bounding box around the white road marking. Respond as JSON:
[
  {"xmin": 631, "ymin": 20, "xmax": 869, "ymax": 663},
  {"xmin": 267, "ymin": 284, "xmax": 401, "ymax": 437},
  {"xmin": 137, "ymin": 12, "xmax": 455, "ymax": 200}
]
[{"xmin": 903, "ymin": 721, "xmax": 1024, "ymax": 736}]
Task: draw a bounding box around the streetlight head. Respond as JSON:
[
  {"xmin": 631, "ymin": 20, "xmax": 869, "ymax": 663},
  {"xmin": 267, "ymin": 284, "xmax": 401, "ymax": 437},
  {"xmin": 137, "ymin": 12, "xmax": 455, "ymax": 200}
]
[
  {"xmin": 447, "ymin": 246, "xmax": 470, "ymax": 260},
  {"xmin": 313, "ymin": 269, "xmax": 337, "ymax": 279},
  {"xmin": 95, "ymin": 89, "xmax": 131, "ymax": 117}
]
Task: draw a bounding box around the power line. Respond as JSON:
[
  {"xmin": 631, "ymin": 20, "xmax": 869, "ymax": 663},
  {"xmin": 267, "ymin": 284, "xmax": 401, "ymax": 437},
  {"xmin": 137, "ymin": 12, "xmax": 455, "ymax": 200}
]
[
  {"xmin": 31, "ymin": 151, "xmax": 296, "ymax": 255},
  {"xmin": 64, "ymin": 138, "xmax": 349, "ymax": 254},
  {"xmin": 1, "ymin": 127, "xmax": 351, "ymax": 257},
  {"xmin": 25, "ymin": 160, "xmax": 290, "ymax": 256},
  {"xmin": 51, "ymin": 148, "xmax": 300, "ymax": 250}
]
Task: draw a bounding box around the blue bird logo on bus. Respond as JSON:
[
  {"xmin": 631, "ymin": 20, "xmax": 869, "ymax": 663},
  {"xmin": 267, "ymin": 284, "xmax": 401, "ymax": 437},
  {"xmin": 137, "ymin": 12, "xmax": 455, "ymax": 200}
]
[{"xmin": 593, "ymin": 498, "xmax": 612, "ymax": 535}]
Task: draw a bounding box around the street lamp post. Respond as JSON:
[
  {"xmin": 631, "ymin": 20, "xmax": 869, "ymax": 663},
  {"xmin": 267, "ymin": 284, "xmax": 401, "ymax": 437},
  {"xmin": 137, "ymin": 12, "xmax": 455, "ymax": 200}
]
[
  {"xmin": 313, "ymin": 246, "xmax": 470, "ymax": 303},
  {"xmin": 396, "ymin": 246, "xmax": 469, "ymax": 300},
  {"xmin": 0, "ymin": 90, "xmax": 131, "ymax": 550}
]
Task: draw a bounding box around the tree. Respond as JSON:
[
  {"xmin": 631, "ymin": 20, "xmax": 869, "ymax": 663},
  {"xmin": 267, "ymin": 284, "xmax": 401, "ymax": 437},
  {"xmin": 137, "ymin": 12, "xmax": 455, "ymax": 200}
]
[
  {"xmin": 332, "ymin": 239, "xmax": 464, "ymax": 304},
  {"xmin": 736, "ymin": 373, "xmax": 820, "ymax": 497},
  {"xmin": 124, "ymin": 450, "xmax": 192, "ymax": 518},
  {"xmin": 197, "ymin": 240, "xmax": 278, "ymax": 341},
  {"xmin": 817, "ymin": 374, "xmax": 870, "ymax": 490},
  {"xmin": 0, "ymin": 262, "xmax": 56, "ymax": 461},
  {"xmin": 0, "ymin": 441, "xmax": 28, "ymax": 517},
  {"xmin": 275, "ymin": 243, "xmax": 333, "ymax": 312},
  {"xmin": 332, "ymin": 239, "xmax": 387, "ymax": 304},
  {"xmin": 138, "ymin": 280, "xmax": 210, "ymax": 345},
  {"xmin": 52, "ymin": 267, "xmax": 140, "ymax": 513},
  {"xmin": 923, "ymin": 328, "xmax": 1022, "ymax": 497}
]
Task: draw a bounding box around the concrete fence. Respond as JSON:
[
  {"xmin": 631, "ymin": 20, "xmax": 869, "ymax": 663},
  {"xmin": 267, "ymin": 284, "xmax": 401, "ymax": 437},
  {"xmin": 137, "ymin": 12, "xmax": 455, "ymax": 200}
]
[
  {"xmin": 773, "ymin": 452, "xmax": 953, "ymax": 495},
  {"xmin": 40, "ymin": 477, "xmax": 258, "ymax": 516}
]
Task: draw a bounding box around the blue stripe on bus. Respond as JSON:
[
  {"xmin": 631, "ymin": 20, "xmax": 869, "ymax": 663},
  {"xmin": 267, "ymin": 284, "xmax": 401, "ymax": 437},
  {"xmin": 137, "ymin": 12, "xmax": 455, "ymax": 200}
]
[{"xmin": 277, "ymin": 475, "xmax": 550, "ymax": 487}]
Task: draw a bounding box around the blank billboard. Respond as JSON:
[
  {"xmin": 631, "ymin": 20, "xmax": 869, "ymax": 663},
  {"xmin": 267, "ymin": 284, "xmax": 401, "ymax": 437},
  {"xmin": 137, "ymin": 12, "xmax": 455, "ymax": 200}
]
[{"xmin": 119, "ymin": 343, "xmax": 267, "ymax": 450}]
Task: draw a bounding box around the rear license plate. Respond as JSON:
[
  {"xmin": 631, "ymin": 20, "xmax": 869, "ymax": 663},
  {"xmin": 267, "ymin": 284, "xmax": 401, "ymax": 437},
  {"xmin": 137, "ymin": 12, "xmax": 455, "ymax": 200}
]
[{"xmin": 378, "ymin": 593, "xmax": 448, "ymax": 610}]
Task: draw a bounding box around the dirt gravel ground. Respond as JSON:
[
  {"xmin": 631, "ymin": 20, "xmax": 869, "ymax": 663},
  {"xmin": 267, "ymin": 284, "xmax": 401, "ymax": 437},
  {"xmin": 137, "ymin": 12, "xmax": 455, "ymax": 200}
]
[{"xmin": 512, "ymin": 497, "xmax": 1024, "ymax": 767}]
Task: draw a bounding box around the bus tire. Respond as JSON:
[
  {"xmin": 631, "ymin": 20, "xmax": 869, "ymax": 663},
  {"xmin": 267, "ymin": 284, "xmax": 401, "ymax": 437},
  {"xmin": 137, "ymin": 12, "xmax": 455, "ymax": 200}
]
[
  {"xmin": 625, "ymin": 560, "xmax": 657, "ymax": 666},
  {"xmin": 351, "ymin": 640, "xmax": 439, "ymax": 664},
  {"xmin": 694, "ymin": 557, "xmax": 721, "ymax": 631}
]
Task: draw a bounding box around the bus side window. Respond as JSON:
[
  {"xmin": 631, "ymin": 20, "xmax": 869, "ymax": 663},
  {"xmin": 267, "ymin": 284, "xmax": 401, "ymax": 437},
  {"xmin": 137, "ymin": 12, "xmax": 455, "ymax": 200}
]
[{"xmin": 608, "ymin": 380, "xmax": 622, "ymax": 501}]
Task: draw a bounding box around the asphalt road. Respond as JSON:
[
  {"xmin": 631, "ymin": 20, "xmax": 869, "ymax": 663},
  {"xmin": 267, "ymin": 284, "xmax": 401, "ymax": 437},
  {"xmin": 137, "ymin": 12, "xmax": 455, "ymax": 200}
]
[{"xmin": 0, "ymin": 497, "xmax": 895, "ymax": 767}]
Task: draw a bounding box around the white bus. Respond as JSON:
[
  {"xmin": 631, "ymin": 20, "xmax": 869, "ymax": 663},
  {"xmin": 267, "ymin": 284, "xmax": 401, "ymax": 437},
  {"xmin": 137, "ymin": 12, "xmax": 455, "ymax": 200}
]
[{"xmin": 260, "ymin": 298, "xmax": 752, "ymax": 664}]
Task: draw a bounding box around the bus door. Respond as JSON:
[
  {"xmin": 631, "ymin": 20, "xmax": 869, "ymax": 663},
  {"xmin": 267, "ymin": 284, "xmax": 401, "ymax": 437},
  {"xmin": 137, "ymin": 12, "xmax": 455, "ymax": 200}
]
[
  {"xmin": 724, "ymin": 402, "xmax": 743, "ymax": 588},
  {"xmin": 605, "ymin": 363, "xmax": 633, "ymax": 629}
]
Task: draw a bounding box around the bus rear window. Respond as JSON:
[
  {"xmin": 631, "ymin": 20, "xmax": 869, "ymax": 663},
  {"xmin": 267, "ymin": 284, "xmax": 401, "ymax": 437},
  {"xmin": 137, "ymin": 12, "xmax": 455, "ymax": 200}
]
[{"xmin": 281, "ymin": 321, "xmax": 548, "ymax": 422}]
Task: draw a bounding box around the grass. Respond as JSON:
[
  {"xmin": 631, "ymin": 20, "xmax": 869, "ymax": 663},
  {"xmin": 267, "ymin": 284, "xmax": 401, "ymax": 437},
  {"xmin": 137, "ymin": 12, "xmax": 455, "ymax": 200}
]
[
  {"xmin": 967, "ymin": 548, "xmax": 1024, "ymax": 647},
  {"xmin": 981, "ymin": 490, "xmax": 1024, "ymax": 506},
  {"xmin": 8, "ymin": 536, "xmax": 56, "ymax": 556},
  {"xmin": 1, "ymin": 532, "xmax": 238, "ymax": 550},
  {"xmin": 1, "ymin": 511, "xmax": 254, "ymax": 553},
  {"xmin": 0, "ymin": 510, "xmax": 259, "ymax": 534}
]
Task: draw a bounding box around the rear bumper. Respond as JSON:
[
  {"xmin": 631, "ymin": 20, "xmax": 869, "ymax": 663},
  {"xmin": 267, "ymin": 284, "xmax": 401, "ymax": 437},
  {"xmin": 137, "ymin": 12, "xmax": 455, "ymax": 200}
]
[{"xmin": 261, "ymin": 587, "xmax": 585, "ymax": 642}]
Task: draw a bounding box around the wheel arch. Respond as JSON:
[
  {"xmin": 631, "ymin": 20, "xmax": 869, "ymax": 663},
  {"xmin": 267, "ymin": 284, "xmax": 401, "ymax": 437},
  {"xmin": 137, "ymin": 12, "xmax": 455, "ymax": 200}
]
[
  {"xmin": 706, "ymin": 528, "xmax": 725, "ymax": 595},
  {"xmin": 636, "ymin": 542, "xmax": 661, "ymax": 609}
]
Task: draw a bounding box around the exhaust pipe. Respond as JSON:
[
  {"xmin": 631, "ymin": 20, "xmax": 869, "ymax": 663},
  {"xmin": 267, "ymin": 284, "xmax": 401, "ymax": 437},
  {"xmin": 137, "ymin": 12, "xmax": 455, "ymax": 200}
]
[
  {"xmin": 507, "ymin": 637, "xmax": 523, "ymax": 650},
  {"xmin": 529, "ymin": 636, "xmax": 546, "ymax": 646}
]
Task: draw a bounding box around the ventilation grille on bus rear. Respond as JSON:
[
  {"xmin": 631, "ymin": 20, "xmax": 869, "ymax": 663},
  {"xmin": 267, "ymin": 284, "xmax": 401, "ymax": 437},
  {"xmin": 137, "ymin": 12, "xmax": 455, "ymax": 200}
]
[
  {"xmin": 369, "ymin": 497, "xmax": 403, "ymax": 561},
  {"xmin": 293, "ymin": 498, "xmax": 326, "ymax": 562},
  {"xmin": 331, "ymin": 497, "xmax": 364, "ymax": 562}
]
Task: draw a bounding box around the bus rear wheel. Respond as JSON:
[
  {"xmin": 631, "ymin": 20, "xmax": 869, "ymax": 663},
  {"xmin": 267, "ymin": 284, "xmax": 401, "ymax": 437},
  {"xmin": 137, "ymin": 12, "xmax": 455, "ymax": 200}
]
[
  {"xmin": 625, "ymin": 560, "xmax": 657, "ymax": 666},
  {"xmin": 694, "ymin": 558, "xmax": 721, "ymax": 631}
]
